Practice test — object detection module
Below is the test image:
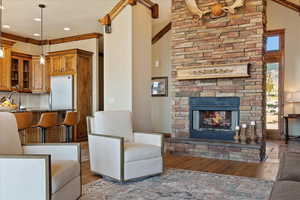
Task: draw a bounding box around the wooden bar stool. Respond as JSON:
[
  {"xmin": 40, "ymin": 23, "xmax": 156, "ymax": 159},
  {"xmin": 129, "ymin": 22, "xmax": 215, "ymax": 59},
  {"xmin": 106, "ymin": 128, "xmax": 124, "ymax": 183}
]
[
  {"xmin": 33, "ymin": 112, "xmax": 58, "ymax": 143},
  {"xmin": 14, "ymin": 112, "xmax": 33, "ymax": 144},
  {"xmin": 60, "ymin": 111, "xmax": 79, "ymax": 142}
]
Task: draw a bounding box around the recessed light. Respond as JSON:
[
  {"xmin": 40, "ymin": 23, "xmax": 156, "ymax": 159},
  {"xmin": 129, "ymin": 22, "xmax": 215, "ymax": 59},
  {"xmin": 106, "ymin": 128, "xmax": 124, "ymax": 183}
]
[
  {"xmin": 34, "ymin": 18, "xmax": 41, "ymax": 22},
  {"xmin": 3, "ymin": 25, "xmax": 10, "ymax": 29},
  {"xmin": 33, "ymin": 33, "xmax": 40, "ymax": 37},
  {"xmin": 64, "ymin": 27, "xmax": 71, "ymax": 31}
]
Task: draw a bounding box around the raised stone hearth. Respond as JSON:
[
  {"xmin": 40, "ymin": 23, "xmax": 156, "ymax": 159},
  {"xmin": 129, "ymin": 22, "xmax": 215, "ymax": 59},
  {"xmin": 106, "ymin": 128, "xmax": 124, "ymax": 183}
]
[{"xmin": 166, "ymin": 138, "xmax": 266, "ymax": 163}]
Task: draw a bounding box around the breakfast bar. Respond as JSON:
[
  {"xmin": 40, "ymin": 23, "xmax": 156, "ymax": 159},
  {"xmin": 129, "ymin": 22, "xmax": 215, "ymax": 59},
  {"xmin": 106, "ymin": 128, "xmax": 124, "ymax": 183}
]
[{"xmin": 9, "ymin": 108, "xmax": 74, "ymax": 144}]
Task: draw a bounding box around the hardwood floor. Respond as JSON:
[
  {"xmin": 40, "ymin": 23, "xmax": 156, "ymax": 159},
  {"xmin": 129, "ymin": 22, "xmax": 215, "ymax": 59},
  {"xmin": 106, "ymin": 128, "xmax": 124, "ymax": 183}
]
[{"xmin": 81, "ymin": 140, "xmax": 283, "ymax": 185}]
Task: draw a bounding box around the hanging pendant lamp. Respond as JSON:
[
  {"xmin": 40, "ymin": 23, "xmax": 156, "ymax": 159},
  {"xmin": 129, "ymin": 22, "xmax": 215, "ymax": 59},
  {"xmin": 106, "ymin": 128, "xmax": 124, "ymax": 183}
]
[
  {"xmin": 39, "ymin": 4, "xmax": 46, "ymax": 64},
  {"xmin": 0, "ymin": 0, "xmax": 5, "ymax": 58}
]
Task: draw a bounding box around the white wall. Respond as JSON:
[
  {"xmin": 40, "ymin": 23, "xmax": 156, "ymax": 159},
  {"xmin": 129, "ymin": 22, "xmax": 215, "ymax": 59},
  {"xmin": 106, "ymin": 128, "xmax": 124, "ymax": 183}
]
[
  {"xmin": 151, "ymin": 22, "xmax": 172, "ymax": 133},
  {"xmin": 267, "ymin": 0, "xmax": 300, "ymax": 135},
  {"xmin": 45, "ymin": 38, "xmax": 100, "ymax": 112}
]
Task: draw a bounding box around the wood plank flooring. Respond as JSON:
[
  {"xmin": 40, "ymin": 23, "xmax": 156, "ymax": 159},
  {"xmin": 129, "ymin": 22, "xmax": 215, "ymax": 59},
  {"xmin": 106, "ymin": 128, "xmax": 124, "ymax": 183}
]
[{"xmin": 81, "ymin": 140, "xmax": 282, "ymax": 185}]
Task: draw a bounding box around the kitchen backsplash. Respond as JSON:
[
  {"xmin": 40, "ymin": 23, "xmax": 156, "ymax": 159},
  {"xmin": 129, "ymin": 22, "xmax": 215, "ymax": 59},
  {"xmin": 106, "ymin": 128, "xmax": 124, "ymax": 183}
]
[{"xmin": 0, "ymin": 92, "xmax": 50, "ymax": 109}]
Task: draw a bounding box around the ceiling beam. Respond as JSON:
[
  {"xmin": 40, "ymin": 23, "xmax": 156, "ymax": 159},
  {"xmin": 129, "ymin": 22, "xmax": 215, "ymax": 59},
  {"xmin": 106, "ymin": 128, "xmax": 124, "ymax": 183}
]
[
  {"xmin": 152, "ymin": 22, "xmax": 172, "ymax": 45},
  {"xmin": 1, "ymin": 32, "xmax": 102, "ymax": 46},
  {"xmin": 271, "ymin": 0, "xmax": 300, "ymax": 13},
  {"xmin": 99, "ymin": 0, "xmax": 159, "ymax": 33}
]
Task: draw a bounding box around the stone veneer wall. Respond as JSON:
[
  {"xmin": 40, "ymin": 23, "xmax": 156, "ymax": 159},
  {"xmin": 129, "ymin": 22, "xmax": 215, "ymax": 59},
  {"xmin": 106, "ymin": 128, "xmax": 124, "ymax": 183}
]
[{"xmin": 171, "ymin": 0, "xmax": 267, "ymax": 138}]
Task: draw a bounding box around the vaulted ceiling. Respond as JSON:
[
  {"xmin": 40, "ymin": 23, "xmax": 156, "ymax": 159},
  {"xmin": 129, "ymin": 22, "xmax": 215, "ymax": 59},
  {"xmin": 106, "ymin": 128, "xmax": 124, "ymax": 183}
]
[
  {"xmin": 2, "ymin": 0, "xmax": 171, "ymax": 40},
  {"xmin": 1, "ymin": 0, "xmax": 298, "ymax": 41}
]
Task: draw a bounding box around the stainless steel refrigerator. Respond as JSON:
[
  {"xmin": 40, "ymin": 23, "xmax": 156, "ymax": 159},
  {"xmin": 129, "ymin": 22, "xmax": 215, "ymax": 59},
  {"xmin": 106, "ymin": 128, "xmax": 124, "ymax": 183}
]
[{"xmin": 50, "ymin": 75, "xmax": 74, "ymax": 110}]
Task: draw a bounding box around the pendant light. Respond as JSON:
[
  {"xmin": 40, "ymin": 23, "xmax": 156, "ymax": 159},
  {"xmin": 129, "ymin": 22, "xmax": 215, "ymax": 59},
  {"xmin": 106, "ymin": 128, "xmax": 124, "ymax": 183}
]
[
  {"xmin": 0, "ymin": 0, "xmax": 5, "ymax": 58},
  {"xmin": 39, "ymin": 4, "xmax": 46, "ymax": 64}
]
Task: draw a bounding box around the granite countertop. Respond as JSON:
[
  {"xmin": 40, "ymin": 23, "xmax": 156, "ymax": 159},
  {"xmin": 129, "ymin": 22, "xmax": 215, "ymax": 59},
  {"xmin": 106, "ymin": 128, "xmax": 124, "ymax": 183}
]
[{"xmin": 9, "ymin": 107, "xmax": 74, "ymax": 113}]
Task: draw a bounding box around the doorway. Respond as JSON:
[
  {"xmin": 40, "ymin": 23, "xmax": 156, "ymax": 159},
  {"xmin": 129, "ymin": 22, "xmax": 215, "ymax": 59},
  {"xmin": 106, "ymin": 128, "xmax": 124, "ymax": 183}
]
[{"xmin": 264, "ymin": 29, "xmax": 285, "ymax": 139}]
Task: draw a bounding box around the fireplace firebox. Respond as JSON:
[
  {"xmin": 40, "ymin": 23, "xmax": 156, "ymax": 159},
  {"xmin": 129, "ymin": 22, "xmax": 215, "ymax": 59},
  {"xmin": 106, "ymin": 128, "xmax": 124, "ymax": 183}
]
[{"xmin": 189, "ymin": 97, "xmax": 240, "ymax": 140}]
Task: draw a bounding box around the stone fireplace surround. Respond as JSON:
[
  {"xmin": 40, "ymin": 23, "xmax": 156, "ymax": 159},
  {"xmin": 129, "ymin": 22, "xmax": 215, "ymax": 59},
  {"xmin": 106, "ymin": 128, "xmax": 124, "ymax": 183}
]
[{"xmin": 168, "ymin": 0, "xmax": 267, "ymax": 162}]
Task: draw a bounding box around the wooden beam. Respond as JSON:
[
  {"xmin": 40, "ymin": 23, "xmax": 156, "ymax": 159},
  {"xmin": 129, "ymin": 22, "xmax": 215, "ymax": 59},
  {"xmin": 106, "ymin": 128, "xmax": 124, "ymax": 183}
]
[
  {"xmin": 1, "ymin": 32, "xmax": 41, "ymax": 45},
  {"xmin": 271, "ymin": 0, "xmax": 300, "ymax": 13},
  {"xmin": 99, "ymin": 0, "xmax": 159, "ymax": 27},
  {"xmin": 137, "ymin": 0, "xmax": 159, "ymax": 18},
  {"xmin": 99, "ymin": 0, "xmax": 131, "ymax": 25},
  {"xmin": 152, "ymin": 22, "xmax": 172, "ymax": 45},
  {"xmin": 48, "ymin": 33, "xmax": 102, "ymax": 45}
]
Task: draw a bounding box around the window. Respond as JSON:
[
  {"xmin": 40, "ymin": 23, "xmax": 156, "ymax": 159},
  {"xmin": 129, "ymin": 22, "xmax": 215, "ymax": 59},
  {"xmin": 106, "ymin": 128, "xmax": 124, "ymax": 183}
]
[{"xmin": 266, "ymin": 35, "xmax": 280, "ymax": 52}]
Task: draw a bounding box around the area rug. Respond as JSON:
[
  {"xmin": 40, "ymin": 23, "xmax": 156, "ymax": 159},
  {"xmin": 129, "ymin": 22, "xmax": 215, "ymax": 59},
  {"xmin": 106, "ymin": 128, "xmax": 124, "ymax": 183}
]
[{"xmin": 80, "ymin": 169, "xmax": 274, "ymax": 200}]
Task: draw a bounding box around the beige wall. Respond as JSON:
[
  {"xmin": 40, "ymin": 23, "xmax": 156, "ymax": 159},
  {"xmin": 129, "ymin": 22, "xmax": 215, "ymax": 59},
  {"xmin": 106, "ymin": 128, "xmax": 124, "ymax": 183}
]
[
  {"xmin": 267, "ymin": 0, "xmax": 300, "ymax": 135},
  {"xmin": 132, "ymin": 4, "xmax": 152, "ymax": 132},
  {"xmin": 151, "ymin": 22, "xmax": 172, "ymax": 133},
  {"xmin": 103, "ymin": 3, "xmax": 152, "ymax": 132},
  {"xmin": 104, "ymin": 5, "xmax": 133, "ymax": 111},
  {"xmin": 12, "ymin": 41, "xmax": 41, "ymax": 55}
]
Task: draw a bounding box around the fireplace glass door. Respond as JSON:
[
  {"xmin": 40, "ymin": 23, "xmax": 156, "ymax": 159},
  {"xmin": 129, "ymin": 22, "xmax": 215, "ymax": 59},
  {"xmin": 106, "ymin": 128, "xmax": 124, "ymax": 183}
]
[{"xmin": 193, "ymin": 110, "xmax": 238, "ymax": 132}]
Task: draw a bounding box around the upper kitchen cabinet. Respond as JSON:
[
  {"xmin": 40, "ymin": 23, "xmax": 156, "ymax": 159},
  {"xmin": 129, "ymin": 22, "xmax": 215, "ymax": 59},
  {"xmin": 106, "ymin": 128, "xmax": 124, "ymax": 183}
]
[
  {"xmin": 49, "ymin": 49, "xmax": 77, "ymax": 75},
  {"xmin": 0, "ymin": 40, "xmax": 15, "ymax": 91},
  {"xmin": 11, "ymin": 52, "xmax": 32, "ymax": 92},
  {"xmin": 31, "ymin": 56, "xmax": 50, "ymax": 93}
]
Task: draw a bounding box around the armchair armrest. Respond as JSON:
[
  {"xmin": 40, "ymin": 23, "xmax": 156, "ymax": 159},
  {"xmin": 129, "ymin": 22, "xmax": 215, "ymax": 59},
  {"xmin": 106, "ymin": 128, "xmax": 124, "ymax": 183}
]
[
  {"xmin": 23, "ymin": 143, "xmax": 81, "ymax": 162},
  {"xmin": 134, "ymin": 132, "xmax": 164, "ymax": 147},
  {"xmin": 0, "ymin": 154, "xmax": 51, "ymax": 200},
  {"xmin": 88, "ymin": 133, "xmax": 124, "ymax": 181}
]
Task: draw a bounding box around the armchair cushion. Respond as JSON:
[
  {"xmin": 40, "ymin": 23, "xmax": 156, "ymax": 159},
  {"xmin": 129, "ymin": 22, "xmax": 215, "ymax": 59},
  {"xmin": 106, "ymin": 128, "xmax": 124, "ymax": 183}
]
[
  {"xmin": 0, "ymin": 112, "xmax": 23, "ymax": 155},
  {"xmin": 51, "ymin": 160, "xmax": 80, "ymax": 194},
  {"xmin": 94, "ymin": 111, "xmax": 133, "ymax": 142},
  {"xmin": 124, "ymin": 143, "xmax": 161, "ymax": 163}
]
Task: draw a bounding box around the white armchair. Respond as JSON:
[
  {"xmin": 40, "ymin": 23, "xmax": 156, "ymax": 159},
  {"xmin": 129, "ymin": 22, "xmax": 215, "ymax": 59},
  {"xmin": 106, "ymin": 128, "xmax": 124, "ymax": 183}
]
[
  {"xmin": 87, "ymin": 111, "xmax": 164, "ymax": 182},
  {"xmin": 0, "ymin": 112, "xmax": 81, "ymax": 200}
]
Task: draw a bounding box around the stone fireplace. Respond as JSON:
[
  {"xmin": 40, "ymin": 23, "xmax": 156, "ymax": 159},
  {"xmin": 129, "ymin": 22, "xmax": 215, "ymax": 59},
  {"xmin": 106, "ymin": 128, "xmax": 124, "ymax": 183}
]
[
  {"xmin": 167, "ymin": 0, "xmax": 267, "ymax": 162},
  {"xmin": 190, "ymin": 97, "xmax": 239, "ymax": 140}
]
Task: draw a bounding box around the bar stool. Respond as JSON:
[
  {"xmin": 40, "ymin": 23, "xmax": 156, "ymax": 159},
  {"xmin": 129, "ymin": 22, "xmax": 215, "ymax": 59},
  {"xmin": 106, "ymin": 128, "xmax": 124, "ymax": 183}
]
[
  {"xmin": 60, "ymin": 111, "xmax": 79, "ymax": 142},
  {"xmin": 14, "ymin": 112, "xmax": 33, "ymax": 144},
  {"xmin": 33, "ymin": 112, "xmax": 58, "ymax": 143}
]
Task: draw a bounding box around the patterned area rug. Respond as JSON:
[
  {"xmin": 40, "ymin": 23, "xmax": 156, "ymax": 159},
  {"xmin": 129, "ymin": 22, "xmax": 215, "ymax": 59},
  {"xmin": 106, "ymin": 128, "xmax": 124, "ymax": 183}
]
[{"xmin": 80, "ymin": 169, "xmax": 274, "ymax": 200}]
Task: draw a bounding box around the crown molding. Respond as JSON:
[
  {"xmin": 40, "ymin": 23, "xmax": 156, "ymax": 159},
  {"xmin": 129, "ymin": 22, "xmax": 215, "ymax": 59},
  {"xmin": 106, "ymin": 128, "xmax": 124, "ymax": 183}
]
[{"xmin": 2, "ymin": 32, "xmax": 102, "ymax": 46}]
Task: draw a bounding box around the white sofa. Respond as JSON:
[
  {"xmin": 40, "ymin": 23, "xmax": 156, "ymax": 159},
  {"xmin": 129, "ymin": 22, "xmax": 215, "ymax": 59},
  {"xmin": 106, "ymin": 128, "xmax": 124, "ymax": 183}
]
[
  {"xmin": 87, "ymin": 111, "xmax": 164, "ymax": 182},
  {"xmin": 0, "ymin": 112, "xmax": 81, "ymax": 200}
]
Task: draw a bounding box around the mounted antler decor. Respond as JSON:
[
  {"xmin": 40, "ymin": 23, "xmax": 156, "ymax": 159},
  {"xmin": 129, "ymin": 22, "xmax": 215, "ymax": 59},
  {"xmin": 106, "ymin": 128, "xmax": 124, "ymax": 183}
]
[{"xmin": 185, "ymin": 0, "xmax": 244, "ymax": 20}]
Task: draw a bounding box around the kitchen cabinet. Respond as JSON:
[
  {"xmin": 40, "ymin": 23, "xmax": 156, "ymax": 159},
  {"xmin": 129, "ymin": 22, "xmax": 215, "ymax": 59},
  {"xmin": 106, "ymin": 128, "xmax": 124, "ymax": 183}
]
[
  {"xmin": 11, "ymin": 52, "xmax": 32, "ymax": 93},
  {"xmin": 49, "ymin": 51, "xmax": 77, "ymax": 75},
  {"xmin": 0, "ymin": 40, "xmax": 14, "ymax": 91},
  {"xmin": 31, "ymin": 56, "xmax": 50, "ymax": 93},
  {"xmin": 48, "ymin": 49, "xmax": 93, "ymax": 141}
]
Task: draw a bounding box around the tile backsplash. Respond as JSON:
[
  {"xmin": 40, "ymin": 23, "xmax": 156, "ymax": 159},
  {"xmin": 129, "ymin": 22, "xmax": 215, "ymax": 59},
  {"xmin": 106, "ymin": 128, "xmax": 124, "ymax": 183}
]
[{"xmin": 0, "ymin": 92, "xmax": 50, "ymax": 109}]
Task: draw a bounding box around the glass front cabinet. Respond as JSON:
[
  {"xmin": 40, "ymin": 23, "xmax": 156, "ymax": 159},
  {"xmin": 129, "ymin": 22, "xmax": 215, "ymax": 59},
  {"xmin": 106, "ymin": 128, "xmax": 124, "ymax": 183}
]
[{"xmin": 11, "ymin": 52, "xmax": 32, "ymax": 92}]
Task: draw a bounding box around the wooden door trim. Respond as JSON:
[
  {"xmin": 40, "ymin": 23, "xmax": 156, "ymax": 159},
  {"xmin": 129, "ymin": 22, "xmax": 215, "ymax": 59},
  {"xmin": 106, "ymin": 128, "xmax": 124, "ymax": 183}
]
[{"xmin": 265, "ymin": 29, "xmax": 285, "ymax": 138}]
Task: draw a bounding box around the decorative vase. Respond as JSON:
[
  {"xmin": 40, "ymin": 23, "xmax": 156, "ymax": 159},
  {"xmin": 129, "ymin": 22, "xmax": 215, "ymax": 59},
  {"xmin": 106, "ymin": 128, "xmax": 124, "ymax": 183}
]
[
  {"xmin": 234, "ymin": 126, "xmax": 240, "ymax": 143},
  {"xmin": 240, "ymin": 124, "xmax": 247, "ymax": 144},
  {"xmin": 250, "ymin": 121, "xmax": 257, "ymax": 144}
]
